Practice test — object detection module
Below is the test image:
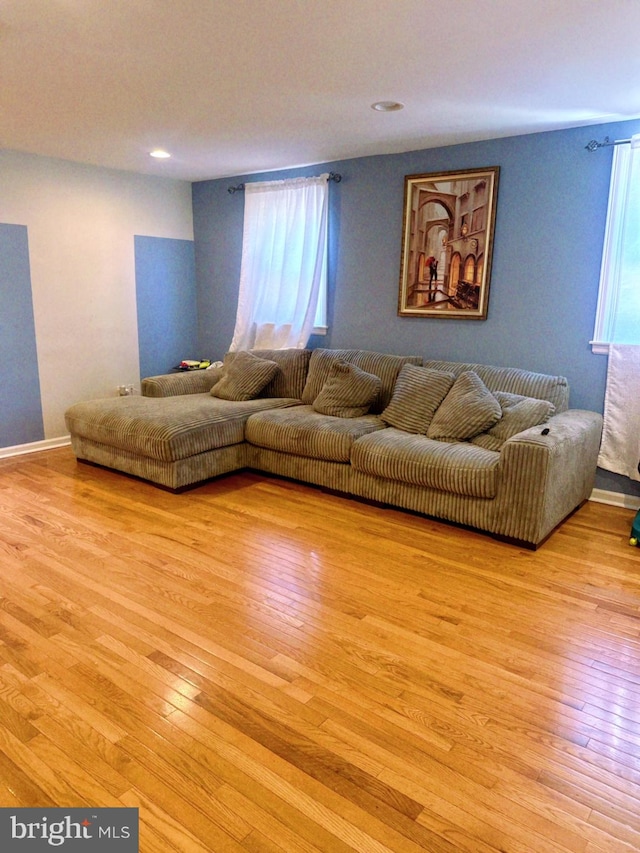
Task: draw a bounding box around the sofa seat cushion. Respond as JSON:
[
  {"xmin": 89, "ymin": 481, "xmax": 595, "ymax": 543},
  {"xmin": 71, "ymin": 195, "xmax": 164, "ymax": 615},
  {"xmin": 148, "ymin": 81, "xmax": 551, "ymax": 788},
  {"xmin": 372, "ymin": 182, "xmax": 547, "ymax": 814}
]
[
  {"xmin": 246, "ymin": 405, "xmax": 386, "ymax": 462},
  {"xmin": 351, "ymin": 428, "xmax": 500, "ymax": 498},
  {"xmin": 65, "ymin": 394, "xmax": 301, "ymax": 463}
]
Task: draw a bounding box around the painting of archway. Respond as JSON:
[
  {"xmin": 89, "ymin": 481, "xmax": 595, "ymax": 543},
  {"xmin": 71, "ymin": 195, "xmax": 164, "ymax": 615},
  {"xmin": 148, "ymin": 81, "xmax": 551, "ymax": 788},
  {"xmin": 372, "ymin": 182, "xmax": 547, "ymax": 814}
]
[{"xmin": 398, "ymin": 167, "xmax": 499, "ymax": 319}]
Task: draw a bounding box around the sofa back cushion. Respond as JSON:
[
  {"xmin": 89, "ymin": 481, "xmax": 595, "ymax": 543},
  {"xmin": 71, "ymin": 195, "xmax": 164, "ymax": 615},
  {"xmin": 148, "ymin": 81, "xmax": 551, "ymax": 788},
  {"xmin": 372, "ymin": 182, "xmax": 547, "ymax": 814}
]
[
  {"xmin": 222, "ymin": 348, "xmax": 311, "ymax": 399},
  {"xmin": 302, "ymin": 349, "xmax": 422, "ymax": 413},
  {"xmin": 422, "ymin": 360, "xmax": 570, "ymax": 413}
]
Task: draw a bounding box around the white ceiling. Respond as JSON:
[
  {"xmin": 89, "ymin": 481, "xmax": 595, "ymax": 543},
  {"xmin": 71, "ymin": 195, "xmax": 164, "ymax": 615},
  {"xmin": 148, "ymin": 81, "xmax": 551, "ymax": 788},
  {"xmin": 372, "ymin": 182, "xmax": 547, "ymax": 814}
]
[{"xmin": 2, "ymin": 0, "xmax": 640, "ymax": 182}]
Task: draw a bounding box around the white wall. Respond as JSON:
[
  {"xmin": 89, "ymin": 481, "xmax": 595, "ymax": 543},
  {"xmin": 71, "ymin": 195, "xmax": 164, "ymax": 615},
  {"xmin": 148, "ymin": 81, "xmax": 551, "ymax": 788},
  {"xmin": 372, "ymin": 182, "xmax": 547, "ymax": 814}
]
[{"xmin": 0, "ymin": 150, "xmax": 193, "ymax": 441}]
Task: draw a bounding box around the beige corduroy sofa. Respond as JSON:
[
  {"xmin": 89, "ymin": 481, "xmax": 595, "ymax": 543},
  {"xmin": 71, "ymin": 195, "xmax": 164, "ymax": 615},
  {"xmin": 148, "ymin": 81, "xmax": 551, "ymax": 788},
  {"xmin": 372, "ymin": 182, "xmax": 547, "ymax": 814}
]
[{"xmin": 64, "ymin": 347, "xmax": 603, "ymax": 548}]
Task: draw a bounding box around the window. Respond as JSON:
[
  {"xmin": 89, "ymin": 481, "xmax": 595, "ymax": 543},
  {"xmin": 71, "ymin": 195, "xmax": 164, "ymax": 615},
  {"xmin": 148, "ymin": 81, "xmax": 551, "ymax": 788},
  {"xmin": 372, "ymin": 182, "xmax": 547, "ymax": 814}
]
[
  {"xmin": 229, "ymin": 174, "xmax": 329, "ymax": 352},
  {"xmin": 592, "ymin": 134, "xmax": 640, "ymax": 353}
]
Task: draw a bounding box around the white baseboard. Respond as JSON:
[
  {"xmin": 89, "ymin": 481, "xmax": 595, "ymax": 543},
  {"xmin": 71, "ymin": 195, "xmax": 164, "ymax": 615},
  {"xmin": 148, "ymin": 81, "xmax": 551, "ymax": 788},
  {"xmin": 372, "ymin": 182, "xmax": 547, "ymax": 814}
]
[
  {"xmin": 590, "ymin": 488, "xmax": 640, "ymax": 511},
  {"xmin": 0, "ymin": 436, "xmax": 71, "ymax": 460}
]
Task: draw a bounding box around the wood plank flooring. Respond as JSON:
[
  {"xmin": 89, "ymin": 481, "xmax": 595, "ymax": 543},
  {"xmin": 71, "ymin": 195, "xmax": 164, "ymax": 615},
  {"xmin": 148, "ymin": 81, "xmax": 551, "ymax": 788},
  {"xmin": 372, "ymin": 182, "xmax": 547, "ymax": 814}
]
[{"xmin": 1, "ymin": 447, "xmax": 639, "ymax": 852}]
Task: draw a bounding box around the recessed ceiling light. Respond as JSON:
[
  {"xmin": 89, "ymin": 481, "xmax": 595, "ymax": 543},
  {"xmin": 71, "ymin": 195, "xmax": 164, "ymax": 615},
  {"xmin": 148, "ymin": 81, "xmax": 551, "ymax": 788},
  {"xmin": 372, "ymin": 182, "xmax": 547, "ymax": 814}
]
[
  {"xmin": 150, "ymin": 149, "xmax": 171, "ymax": 159},
  {"xmin": 371, "ymin": 101, "xmax": 404, "ymax": 112}
]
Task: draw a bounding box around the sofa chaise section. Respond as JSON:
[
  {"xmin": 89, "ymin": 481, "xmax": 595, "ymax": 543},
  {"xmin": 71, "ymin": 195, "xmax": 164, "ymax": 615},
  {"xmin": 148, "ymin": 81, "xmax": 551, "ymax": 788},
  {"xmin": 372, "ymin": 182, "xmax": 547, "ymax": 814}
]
[
  {"xmin": 65, "ymin": 393, "xmax": 302, "ymax": 490},
  {"xmin": 65, "ymin": 348, "xmax": 313, "ymax": 490}
]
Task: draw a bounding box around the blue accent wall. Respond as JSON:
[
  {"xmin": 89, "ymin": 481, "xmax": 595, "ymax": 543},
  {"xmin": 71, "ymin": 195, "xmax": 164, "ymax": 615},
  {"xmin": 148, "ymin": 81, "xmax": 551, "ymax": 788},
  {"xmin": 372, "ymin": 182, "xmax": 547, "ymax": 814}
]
[
  {"xmin": 192, "ymin": 118, "xmax": 640, "ymax": 497},
  {"xmin": 135, "ymin": 235, "xmax": 197, "ymax": 378},
  {"xmin": 0, "ymin": 223, "xmax": 44, "ymax": 448}
]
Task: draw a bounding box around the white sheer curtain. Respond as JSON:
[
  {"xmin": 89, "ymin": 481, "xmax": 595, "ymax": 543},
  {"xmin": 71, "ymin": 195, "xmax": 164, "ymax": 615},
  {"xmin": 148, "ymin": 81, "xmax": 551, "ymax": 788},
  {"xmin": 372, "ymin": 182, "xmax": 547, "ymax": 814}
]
[
  {"xmin": 593, "ymin": 135, "xmax": 640, "ymax": 478},
  {"xmin": 592, "ymin": 133, "xmax": 640, "ymax": 348},
  {"xmin": 229, "ymin": 174, "xmax": 328, "ymax": 351},
  {"xmin": 598, "ymin": 344, "xmax": 640, "ymax": 480}
]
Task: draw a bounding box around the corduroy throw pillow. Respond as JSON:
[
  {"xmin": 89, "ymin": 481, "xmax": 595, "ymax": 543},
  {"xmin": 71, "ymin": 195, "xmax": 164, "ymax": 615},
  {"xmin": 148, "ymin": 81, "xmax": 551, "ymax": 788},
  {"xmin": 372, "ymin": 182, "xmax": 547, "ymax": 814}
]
[
  {"xmin": 211, "ymin": 351, "xmax": 279, "ymax": 401},
  {"xmin": 381, "ymin": 364, "xmax": 456, "ymax": 434},
  {"xmin": 312, "ymin": 361, "xmax": 382, "ymax": 418},
  {"xmin": 427, "ymin": 370, "xmax": 502, "ymax": 441},
  {"xmin": 472, "ymin": 391, "xmax": 555, "ymax": 450}
]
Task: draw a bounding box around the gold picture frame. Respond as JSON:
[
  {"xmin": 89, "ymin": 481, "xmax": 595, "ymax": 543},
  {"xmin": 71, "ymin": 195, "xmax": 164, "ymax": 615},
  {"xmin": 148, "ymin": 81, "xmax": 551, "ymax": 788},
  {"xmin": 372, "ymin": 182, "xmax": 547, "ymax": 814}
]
[{"xmin": 398, "ymin": 166, "xmax": 500, "ymax": 319}]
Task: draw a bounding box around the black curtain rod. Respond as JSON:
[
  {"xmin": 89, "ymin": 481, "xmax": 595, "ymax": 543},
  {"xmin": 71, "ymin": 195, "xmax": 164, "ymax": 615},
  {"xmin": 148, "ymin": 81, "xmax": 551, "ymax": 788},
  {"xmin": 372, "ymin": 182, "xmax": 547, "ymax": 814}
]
[
  {"xmin": 228, "ymin": 172, "xmax": 342, "ymax": 194},
  {"xmin": 585, "ymin": 136, "xmax": 632, "ymax": 151}
]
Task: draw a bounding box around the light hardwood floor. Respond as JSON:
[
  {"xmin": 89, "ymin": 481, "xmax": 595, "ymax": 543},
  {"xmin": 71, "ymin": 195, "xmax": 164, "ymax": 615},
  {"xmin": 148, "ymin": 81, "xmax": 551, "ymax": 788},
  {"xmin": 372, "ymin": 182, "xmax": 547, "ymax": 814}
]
[{"xmin": 1, "ymin": 447, "xmax": 639, "ymax": 852}]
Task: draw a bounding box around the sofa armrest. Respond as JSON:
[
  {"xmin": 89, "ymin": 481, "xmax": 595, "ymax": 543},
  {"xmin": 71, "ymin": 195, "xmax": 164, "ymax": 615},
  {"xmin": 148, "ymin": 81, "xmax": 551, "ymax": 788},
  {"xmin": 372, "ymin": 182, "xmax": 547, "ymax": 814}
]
[
  {"xmin": 492, "ymin": 410, "xmax": 603, "ymax": 545},
  {"xmin": 141, "ymin": 368, "xmax": 223, "ymax": 397}
]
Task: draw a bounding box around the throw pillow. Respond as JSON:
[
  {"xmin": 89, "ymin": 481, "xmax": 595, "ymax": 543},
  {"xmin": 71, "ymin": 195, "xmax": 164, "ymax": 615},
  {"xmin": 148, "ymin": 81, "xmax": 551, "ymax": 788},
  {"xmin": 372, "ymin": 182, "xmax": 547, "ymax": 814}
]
[
  {"xmin": 427, "ymin": 371, "xmax": 502, "ymax": 441},
  {"xmin": 381, "ymin": 365, "xmax": 456, "ymax": 433},
  {"xmin": 210, "ymin": 351, "xmax": 279, "ymax": 401},
  {"xmin": 312, "ymin": 361, "xmax": 382, "ymax": 418},
  {"xmin": 471, "ymin": 392, "xmax": 555, "ymax": 451}
]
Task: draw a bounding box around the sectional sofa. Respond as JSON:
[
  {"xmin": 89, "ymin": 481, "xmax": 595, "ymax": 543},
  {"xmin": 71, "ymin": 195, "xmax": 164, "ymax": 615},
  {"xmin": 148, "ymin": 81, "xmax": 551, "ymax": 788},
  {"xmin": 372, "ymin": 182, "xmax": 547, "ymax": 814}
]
[{"xmin": 64, "ymin": 347, "xmax": 603, "ymax": 548}]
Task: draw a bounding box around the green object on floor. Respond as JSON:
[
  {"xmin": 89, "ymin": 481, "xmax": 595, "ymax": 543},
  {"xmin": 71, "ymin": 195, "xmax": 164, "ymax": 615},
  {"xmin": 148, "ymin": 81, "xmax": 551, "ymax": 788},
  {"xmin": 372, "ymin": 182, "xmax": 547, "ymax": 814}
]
[{"xmin": 630, "ymin": 509, "xmax": 640, "ymax": 546}]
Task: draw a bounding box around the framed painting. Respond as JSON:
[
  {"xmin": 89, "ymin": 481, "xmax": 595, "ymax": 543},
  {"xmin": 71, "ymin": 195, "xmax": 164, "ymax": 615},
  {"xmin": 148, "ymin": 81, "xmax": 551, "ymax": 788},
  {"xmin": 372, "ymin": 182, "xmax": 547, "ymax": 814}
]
[{"xmin": 398, "ymin": 166, "xmax": 499, "ymax": 319}]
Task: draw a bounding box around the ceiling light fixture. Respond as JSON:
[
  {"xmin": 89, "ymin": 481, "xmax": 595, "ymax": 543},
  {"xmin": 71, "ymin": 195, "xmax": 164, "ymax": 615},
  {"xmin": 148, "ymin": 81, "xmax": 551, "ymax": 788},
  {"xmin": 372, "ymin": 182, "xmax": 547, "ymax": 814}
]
[
  {"xmin": 371, "ymin": 101, "xmax": 404, "ymax": 112},
  {"xmin": 150, "ymin": 149, "xmax": 171, "ymax": 159}
]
